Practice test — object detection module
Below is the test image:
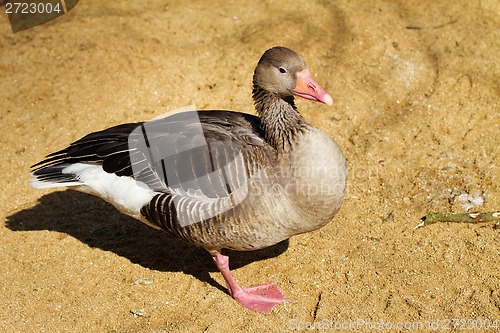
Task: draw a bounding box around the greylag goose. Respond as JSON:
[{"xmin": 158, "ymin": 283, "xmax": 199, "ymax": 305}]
[{"xmin": 30, "ymin": 46, "xmax": 347, "ymax": 313}]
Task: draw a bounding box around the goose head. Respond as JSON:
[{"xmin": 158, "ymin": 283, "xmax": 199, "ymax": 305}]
[{"xmin": 252, "ymin": 46, "xmax": 333, "ymax": 106}]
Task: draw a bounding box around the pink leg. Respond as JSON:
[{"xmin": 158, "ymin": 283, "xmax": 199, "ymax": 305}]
[{"xmin": 212, "ymin": 253, "xmax": 286, "ymax": 313}]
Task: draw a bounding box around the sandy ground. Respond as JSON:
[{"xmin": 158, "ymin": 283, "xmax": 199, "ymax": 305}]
[{"xmin": 1, "ymin": 1, "xmax": 499, "ymax": 332}]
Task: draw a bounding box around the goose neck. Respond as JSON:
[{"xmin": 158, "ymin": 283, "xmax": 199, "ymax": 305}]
[{"xmin": 252, "ymin": 86, "xmax": 309, "ymax": 152}]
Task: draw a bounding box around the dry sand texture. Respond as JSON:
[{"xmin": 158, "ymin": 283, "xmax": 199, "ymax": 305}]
[{"xmin": 0, "ymin": 1, "xmax": 499, "ymax": 332}]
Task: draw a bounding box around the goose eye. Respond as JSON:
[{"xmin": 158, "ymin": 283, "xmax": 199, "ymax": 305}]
[{"xmin": 278, "ymin": 67, "xmax": 287, "ymax": 74}]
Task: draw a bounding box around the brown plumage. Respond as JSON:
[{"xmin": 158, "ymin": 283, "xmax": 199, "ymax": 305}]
[{"xmin": 30, "ymin": 46, "xmax": 347, "ymax": 313}]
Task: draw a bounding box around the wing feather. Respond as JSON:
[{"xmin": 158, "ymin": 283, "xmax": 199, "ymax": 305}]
[{"xmin": 31, "ymin": 111, "xmax": 273, "ymax": 195}]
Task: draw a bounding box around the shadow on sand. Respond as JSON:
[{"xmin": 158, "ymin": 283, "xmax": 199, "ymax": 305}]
[{"xmin": 6, "ymin": 190, "xmax": 289, "ymax": 293}]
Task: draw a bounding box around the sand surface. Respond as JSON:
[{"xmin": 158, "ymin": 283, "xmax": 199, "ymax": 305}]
[{"xmin": 1, "ymin": 1, "xmax": 499, "ymax": 332}]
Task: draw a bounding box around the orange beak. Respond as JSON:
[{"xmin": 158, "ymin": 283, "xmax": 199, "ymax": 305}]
[{"xmin": 293, "ymin": 69, "xmax": 333, "ymax": 106}]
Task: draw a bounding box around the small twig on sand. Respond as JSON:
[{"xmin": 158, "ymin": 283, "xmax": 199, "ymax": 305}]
[
  {"xmin": 406, "ymin": 19, "xmax": 458, "ymax": 30},
  {"xmin": 415, "ymin": 212, "xmax": 500, "ymax": 229}
]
